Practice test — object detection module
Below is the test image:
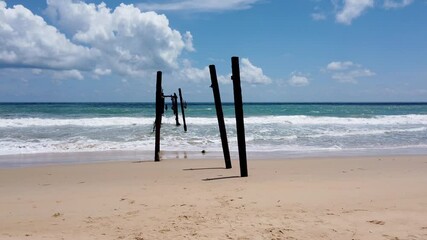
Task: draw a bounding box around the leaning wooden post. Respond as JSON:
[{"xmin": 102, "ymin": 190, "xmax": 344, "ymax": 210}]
[
  {"xmin": 173, "ymin": 93, "xmax": 181, "ymax": 126},
  {"xmin": 154, "ymin": 71, "xmax": 163, "ymax": 162},
  {"xmin": 209, "ymin": 65, "xmax": 232, "ymax": 169},
  {"xmin": 231, "ymin": 57, "xmax": 248, "ymax": 177},
  {"xmin": 178, "ymin": 88, "xmax": 187, "ymax": 132}
]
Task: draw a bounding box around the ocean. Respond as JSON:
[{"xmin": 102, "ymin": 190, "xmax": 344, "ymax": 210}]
[{"xmin": 1, "ymin": 102, "xmax": 427, "ymax": 167}]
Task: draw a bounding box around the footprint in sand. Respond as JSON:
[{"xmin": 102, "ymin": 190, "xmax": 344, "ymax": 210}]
[
  {"xmin": 382, "ymin": 234, "xmax": 400, "ymax": 240},
  {"xmin": 368, "ymin": 220, "xmax": 385, "ymax": 225},
  {"xmin": 126, "ymin": 210, "xmax": 140, "ymax": 216},
  {"xmin": 265, "ymin": 227, "xmax": 295, "ymax": 239},
  {"xmin": 120, "ymin": 198, "xmax": 135, "ymax": 204},
  {"xmin": 84, "ymin": 217, "xmax": 94, "ymax": 224},
  {"xmin": 342, "ymin": 209, "xmax": 368, "ymax": 214},
  {"xmin": 52, "ymin": 212, "xmax": 62, "ymax": 218}
]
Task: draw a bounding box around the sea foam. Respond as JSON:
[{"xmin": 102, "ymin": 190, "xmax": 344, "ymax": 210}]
[{"xmin": 2, "ymin": 114, "xmax": 427, "ymax": 128}]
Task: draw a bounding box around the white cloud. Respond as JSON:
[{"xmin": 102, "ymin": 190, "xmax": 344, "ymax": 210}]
[
  {"xmin": 183, "ymin": 31, "xmax": 196, "ymax": 52},
  {"xmin": 288, "ymin": 73, "xmax": 310, "ymax": 87},
  {"xmin": 177, "ymin": 58, "xmax": 271, "ymax": 85},
  {"xmin": 45, "ymin": 0, "xmax": 192, "ymax": 76},
  {"xmin": 326, "ymin": 61, "xmax": 355, "ymax": 71},
  {"xmin": 0, "ymin": 2, "xmax": 98, "ymax": 70},
  {"xmin": 326, "ymin": 61, "xmax": 375, "ymax": 83},
  {"xmin": 138, "ymin": 0, "xmax": 260, "ymax": 12},
  {"xmin": 178, "ymin": 59, "xmax": 210, "ymax": 83},
  {"xmin": 240, "ymin": 58, "xmax": 272, "ymax": 84},
  {"xmin": 0, "ymin": 1, "xmax": 194, "ymax": 80},
  {"xmin": 53, "ymin": 70, "xmax": 84, "ymax": 80},
  {"xmin": 384, "ymin": 0, "xmax": 413, "ymax": 9},
  {"xmin": 335, "ymin": 0, "xmax": 374, "ymax": 24},
  {"xmin": 93, "ymin": 68, "xmax": 112, "ymax": 76},
  {"xmin": 330, "ymin": 0, "xmax": 414, "ymax": 24},
  {"xmin": 331, "ymin": 69, "xmax": 375, "ymax": 83}
]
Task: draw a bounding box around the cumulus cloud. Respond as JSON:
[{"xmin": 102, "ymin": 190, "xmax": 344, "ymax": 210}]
[
  {"xmin": 326, "ymin": 61, "xmax": 375, "ymax": 83},
  {"xmin": 1, "ymin": 0, "xmax": 270, "ymax": 84},
  {"xmin": 240, "ymin": 58, "xmax": 272, "ymax": 84},
  {"xmin": 178, "ymin": 59, "xmax": 210, "ymax": 83},
  {"xmin": 0, "ymin": 0, "xmax": 194, "ymax": 80},
  {"xmin": 335, "ymin": 0, "xmax": 374, "ymax": 24},
  {"xmin": 93, "ymin": 68, "xmax": 112, "ymax": 76},
  {"xmin": 288, "ymin": 73, "xmax": 310, "ymax": 87},
  {"xmin": 326, "ymin": 61, "xmax": 355, "ymax": 71},
  {"xmin": 183, "ymin": 31, "xmax": 196, "ymax": 52},
  {"xmin": 138, "ymin": 0, "xmax": 260, "ymax": 12},
  {"xmin": 0, "ymin": 1, "xmax": 98, "ymax": 70},
  {"xmin": 45, "ymin": 0, "xmax": 192, "ymax": 76},
  {"xmin": 383, "ymin": 0, "xmax": 413, "ymax": 9},
  {"xmin": 177, "ymin": 58, "xmax": 271, "ymax": 85}
]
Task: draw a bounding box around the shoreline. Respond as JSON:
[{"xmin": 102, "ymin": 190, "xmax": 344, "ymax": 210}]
[
  {"xmin": 2, "ymin": 148, "xmax": 427, "ymax": 168},
  {"xmin": 1, "ymin": 155, "xmax": 427, "ymax": 239}
]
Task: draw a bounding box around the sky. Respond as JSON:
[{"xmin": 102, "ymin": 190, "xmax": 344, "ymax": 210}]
[{"xmin": 0, "ymin": 0, "xmax": 426, "ymax": 102}]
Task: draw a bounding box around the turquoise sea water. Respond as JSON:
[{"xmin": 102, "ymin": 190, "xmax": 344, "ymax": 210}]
[{"xmin": 1, "ymin": 102, "xmax": 427, "ymax": 166}]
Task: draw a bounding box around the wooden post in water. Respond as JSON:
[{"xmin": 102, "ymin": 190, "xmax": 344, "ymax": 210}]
[
  {"xmin": 178, "ymin": 88, "xmax": 187, "ymax": 132},
  {"xmin": 154, "ymin": 71, "xmax": 163, "ymax": 162},
  {"xmin": 209, "ymin": 65, "xmax": 232, "ymax": 169},
  {"xmin": 173, "ymin": 93, "xmax": 180, "ymax": 126},
  {"xmin": 231, "ymin": 57, "xmax": 248, "ymax": 177}
]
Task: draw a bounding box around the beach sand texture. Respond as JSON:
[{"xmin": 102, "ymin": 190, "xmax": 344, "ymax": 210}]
[{"xmin": 1, "ymin": 156, "xmax": 427, "ymax": 239}]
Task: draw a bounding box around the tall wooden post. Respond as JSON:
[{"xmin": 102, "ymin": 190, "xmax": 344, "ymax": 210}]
[
  {"xmin": 173, "ymin": 93, "xmax": 180, "ymax": 126},
  {"xmin": 231, "ymin": 57, "xmax": 248, "ymax": 177},
  {"xmin": 178, "ymin": 88, "xmax": 187, "ymax": 132},
  {"xmin": 209, "ymin": 65, "xmax": 232, "ymax": 169},
  {"xmin": 154, "ymin": 71, "xmax": 163, "ymax": 162}
]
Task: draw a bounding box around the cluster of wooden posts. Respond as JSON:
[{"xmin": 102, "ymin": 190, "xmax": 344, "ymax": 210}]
[
  {"xmin": 154, "ymin": 56, "xmax": 248, "ymax": 177},
  {"xmin": 153, "ymin": 74, "xmax": 187, "ymax": 162}
]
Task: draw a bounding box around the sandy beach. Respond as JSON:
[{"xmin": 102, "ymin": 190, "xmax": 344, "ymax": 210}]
[{"xmin": 1, "ymin": 155, "xmax": 427, "ymax": 240}]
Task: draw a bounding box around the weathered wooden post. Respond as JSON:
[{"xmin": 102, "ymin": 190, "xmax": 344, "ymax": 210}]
[
  {"xmin": 231, "ymin": 57, "xmax": 248, "ymax": 177},
  {"xmin": 173, "ymin": 93, "xmax": 180, "ymax": 126},
  {"xmin": 154, "ymin": 71, "xmax": 163, "ymax": 162},
  {"xmin": 209, "ymin": 65, "xmax": 232, "ymax": 169},
  {"xmin": 178, "ymin": 88, "xmax": 187, "ymax": 132}
]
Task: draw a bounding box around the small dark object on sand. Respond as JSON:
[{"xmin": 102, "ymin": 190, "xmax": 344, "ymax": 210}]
[{"xmin": 201, "ymin": 150, "xmax": 206, "ymax": 154}]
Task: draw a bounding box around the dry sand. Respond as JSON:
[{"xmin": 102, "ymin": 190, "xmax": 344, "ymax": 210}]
[{"xmin": 1, "ymin": 155, "xmax": 427, "ymax": 240}]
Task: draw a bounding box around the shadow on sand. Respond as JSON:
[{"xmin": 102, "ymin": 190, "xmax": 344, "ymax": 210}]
[
  {"xmin": 202, "ymin": 175, "xmax": 241, "ymax": 181},
  {"xmin": 182, "ymin": 167, "xmax": 226, "ymax": 171}
]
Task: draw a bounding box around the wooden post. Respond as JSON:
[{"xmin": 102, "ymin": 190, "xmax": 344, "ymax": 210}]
[
  {"xmin": 209, "ymin": 65, "xmax": 232, "ymax": 169},
  {"xmin": 154, "ymin": 71, "xmax": 163, "ymax": 162},
  {"xmin": 178, "ymin": 88, "xmax": 187, "ymax": 132},
  {"xmin": 231, "ymin": 57, "xmax": 248, "ymax": 177},
  {"xmin": 173, "ymin": 93, "xmax": 180, "ymax": 126}
]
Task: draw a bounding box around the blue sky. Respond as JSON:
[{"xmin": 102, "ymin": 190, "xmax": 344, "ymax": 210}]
[{"xmin": 1, "ymin": 0, "xmax": 426, "ymax": 102}]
